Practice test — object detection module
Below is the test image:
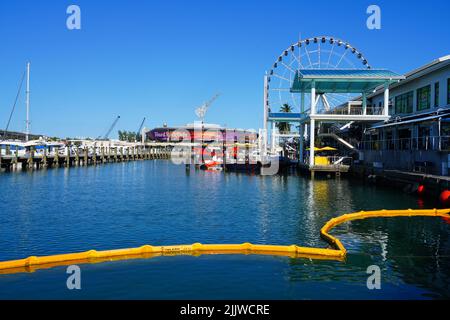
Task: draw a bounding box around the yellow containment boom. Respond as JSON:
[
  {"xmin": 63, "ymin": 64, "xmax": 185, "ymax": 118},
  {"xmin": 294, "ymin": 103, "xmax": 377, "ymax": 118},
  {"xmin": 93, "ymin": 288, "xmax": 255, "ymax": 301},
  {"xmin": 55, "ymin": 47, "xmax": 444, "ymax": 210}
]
[{"xmin": 1, "ymin": 209, "xmax": 449, "ymax": 275}]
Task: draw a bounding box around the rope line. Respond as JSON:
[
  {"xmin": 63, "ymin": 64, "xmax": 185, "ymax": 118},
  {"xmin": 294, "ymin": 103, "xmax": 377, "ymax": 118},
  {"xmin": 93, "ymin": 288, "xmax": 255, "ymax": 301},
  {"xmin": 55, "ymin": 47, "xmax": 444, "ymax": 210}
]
[{"xmin": 1, "ymin": 70, "xmax": 26, "ymax": 142}]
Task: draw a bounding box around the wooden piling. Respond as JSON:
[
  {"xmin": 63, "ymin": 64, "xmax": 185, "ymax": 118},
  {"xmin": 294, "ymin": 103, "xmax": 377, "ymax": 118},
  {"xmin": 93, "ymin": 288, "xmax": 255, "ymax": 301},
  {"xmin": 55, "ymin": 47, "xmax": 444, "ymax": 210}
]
[
  {"xmin": 66, "ymin": 146, "xmax": 70, "ymax": 167},
  {"xmin": 28, "ymin": 147, "xmax": 34, "ymax": 170},
  {"xmin": 42, "ymin": 148, "xmax": 48, "ymax": 168}
]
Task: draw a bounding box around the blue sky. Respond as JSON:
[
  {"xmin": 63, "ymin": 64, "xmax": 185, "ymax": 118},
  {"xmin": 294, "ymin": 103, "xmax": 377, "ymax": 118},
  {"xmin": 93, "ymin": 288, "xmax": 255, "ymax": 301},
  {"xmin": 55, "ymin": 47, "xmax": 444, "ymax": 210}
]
[{"xmin": 0, "ymin": 0, "xmax": 449, "ymax": 138}]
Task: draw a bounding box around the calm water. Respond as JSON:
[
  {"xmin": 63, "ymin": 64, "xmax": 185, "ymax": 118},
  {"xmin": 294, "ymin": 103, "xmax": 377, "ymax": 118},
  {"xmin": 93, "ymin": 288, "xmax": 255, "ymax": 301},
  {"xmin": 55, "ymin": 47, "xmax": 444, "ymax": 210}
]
[{"xmin": 0, "ymin": 161, "xmax": 449, "ymax": 299}]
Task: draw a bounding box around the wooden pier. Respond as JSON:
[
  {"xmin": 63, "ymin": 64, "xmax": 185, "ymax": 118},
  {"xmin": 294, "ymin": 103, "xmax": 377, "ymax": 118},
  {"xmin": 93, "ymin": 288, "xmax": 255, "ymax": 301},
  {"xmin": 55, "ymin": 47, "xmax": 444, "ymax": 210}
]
[{"xmin": 0, "ymin": 144, "xmax": 171, "ymax": 172}]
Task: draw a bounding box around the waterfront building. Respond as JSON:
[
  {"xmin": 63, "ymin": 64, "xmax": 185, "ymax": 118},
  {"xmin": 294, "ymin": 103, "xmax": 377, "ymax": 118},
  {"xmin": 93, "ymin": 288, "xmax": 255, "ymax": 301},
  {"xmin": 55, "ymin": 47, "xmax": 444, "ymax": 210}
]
[
  {"xmin": 360, "ymin": 55, "xmax": 450, "ymax": 175},
  {"xmin": 146, "ymin": 123, "xmax": 257, "ymax": 144},
  {"xmin": 263, "ymin": 36, "xmax": 450, "ymax": 177}
]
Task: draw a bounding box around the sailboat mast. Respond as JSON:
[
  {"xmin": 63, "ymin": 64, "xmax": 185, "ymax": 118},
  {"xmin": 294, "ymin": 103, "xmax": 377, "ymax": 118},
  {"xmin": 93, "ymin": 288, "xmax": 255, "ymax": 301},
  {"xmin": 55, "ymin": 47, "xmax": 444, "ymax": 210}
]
[{"xmin": 25, "ymin": 62, "xmax": 30, "ymax": 142}]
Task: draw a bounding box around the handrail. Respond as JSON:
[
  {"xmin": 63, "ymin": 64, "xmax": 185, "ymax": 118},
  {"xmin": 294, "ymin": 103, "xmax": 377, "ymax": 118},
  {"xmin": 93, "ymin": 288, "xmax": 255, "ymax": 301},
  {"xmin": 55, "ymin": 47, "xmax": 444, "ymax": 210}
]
[{"xmin": 0, "ymin": 209, "xmax": 449, "ymax": 275}]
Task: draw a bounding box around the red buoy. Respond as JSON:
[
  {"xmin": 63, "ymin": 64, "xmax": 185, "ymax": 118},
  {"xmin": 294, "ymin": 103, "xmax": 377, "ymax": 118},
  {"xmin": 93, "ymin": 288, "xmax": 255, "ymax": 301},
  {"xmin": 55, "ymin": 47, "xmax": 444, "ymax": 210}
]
[
  {"xmin": 417, "ymin": 185, "xmax": 425, "ymax": 195},
  {"xmin": 439, "ymin": 190, "xmax": 450, "ymax": 207}
]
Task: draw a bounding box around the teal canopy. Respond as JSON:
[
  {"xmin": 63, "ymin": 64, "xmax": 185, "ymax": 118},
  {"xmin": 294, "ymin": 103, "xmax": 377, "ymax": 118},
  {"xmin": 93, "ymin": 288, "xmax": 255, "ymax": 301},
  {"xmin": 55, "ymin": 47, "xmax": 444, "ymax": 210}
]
[{"xmin": 291, "ymin": 69, "xmax": 404, "ymax": 94}]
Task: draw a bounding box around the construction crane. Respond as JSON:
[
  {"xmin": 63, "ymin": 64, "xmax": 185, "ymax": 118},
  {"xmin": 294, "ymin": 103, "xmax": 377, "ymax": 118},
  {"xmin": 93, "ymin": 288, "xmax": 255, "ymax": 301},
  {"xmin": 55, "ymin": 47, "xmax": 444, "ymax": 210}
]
[
  {"xmin": 195, "ymin": 93, "xmax": 220, "ymax": 124},
  {"xmin": 98, "ymin": 115, "xmax": 120, "ymax": 140},
  {"xmin": 136, "ymin": 117, "xmax": 146, "ymax": 142}
]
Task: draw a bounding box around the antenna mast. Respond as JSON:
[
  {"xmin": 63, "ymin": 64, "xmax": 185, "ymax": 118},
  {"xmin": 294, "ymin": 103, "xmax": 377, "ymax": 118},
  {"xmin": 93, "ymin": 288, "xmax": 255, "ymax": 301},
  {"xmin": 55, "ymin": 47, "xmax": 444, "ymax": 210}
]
[{"xmin": 25, "ymin": 62, "xmax": 30, "ymax": 142}]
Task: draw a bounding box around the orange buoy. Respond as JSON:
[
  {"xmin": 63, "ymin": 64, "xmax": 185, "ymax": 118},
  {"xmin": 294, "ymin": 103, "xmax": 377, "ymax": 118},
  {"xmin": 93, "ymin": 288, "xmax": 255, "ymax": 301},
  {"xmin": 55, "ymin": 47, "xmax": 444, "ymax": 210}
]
[
  {"xmin": 439, "ymin": 190, "xmax": 450, "ymax": 207},
  {"xmin": 417, "ymin": 185, "xmax": 425, "ymax": 195}
]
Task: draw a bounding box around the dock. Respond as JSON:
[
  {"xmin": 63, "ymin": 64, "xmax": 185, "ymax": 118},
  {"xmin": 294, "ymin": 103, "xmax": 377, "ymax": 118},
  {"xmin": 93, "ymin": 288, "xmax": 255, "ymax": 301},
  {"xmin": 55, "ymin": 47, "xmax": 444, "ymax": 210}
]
[
  {"xmin": 0, "ymin": 144, "xmax": 171, "ymax": 172},
  {"xmin": 298, "ymin": 162, "xmax": 350, "ymax": 178}
]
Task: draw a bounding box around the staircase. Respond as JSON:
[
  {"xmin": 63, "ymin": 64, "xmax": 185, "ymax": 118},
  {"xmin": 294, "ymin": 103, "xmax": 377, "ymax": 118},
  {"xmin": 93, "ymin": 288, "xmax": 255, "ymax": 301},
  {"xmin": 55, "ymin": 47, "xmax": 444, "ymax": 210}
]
[{"xmin": 318, "ymin": 132, "xmax": 357, "ymax": 151}]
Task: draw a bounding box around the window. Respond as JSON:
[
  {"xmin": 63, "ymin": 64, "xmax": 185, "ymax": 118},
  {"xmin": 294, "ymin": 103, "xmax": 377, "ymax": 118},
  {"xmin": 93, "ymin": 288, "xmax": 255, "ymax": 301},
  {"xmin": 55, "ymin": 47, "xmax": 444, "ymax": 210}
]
[
  {"xmin": 434, "ymin": 82, "xmax": 440, "ymax": 107},
  {"xmin": 418, "ymin": 126, "xmax": 431, "ymax": 150},
  {"xmin": 398, "ymin": 128, "xmax": 412, "ymax": 150},
  {"xmin": 395, "ymin": 91, "xmax": 413, "ymax": 114},
  {"xmin": 417, "ymin": 85, "xmax": 431, "ymax": 111},
  {"xmin": 448, "ymin": 78, "xmax": 450, "ymax": 105}
]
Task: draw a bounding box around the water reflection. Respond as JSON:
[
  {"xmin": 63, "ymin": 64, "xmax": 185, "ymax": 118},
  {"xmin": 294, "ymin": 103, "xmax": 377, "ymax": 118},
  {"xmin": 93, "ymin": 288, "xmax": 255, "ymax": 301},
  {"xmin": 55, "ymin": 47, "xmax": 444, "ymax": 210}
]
[{"xmin": 0, "ymin": 161, "xmax": 449, "ymax": 299}]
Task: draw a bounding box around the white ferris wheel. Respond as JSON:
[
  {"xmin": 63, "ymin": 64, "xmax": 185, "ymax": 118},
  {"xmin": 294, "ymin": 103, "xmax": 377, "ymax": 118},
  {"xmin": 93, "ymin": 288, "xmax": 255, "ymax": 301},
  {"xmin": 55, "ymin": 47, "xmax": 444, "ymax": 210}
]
[{"xmin": 266, "ymin": 36, "xmax": 371, "ymax": 114}]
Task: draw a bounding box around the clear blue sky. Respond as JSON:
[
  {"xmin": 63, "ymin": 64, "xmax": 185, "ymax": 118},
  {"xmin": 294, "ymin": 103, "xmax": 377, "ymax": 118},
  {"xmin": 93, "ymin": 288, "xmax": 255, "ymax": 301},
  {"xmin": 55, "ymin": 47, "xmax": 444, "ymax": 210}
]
[{"xmin": 0, "ymin": 0, "xmax": 449, "ymax": 138}]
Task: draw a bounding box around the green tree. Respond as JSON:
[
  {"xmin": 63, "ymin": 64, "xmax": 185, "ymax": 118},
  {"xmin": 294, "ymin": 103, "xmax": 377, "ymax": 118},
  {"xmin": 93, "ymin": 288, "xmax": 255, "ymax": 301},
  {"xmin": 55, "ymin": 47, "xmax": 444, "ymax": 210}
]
[{"xmin": 276, "ymin": 103, "xmax": 293, "ymax": 133}]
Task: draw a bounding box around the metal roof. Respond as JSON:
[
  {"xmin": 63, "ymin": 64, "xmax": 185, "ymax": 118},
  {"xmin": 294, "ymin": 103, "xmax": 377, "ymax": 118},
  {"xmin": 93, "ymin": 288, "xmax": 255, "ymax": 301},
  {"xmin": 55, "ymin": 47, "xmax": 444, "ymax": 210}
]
[
  {"xmin": 297, "ymin": 69, "xmax": 404, "ymax": 79},
  {"xmin": 370, "ymin": 113, "xmax": 449, "ymax": 129},
  {"xmin": 367, "ymin": 55, "xmax": 450, "ymax": 99},
  {"xmin": 291, "ymin": 69, "xmax": 405, "ymax": 93},
  {"xmin": 370, "ymin": 109, "xmax": 450, "ymax": 129}
]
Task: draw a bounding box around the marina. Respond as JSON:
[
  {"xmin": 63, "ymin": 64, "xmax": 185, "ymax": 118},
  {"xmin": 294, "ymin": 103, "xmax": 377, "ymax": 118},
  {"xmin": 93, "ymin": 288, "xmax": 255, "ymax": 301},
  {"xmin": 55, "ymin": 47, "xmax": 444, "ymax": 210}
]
[
  {"xmin": 1, "ymin": 160, "xmax": 450, "ymax": 299},
  {"xmin": 1, "ymin": 0, "xmax": 450, "ymax": 305}
]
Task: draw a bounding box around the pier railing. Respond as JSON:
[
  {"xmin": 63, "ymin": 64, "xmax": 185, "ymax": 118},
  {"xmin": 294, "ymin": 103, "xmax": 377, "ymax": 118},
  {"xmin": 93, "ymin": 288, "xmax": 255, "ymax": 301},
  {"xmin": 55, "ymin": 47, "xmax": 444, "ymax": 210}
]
[
  {"xmin": 319, "ymin": 106, "xmax": 384, "ymax": 116},
  {"xmin": 360, "ymin": 135, "xmax": 450, "ymax": 152}
]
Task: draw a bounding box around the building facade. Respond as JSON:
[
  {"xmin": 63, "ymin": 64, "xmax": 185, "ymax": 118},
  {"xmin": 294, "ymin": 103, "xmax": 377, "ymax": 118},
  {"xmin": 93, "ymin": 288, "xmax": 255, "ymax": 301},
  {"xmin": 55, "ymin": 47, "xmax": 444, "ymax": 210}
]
[
  {"xmin": 146, "ymin": 123, "xmax": 258, "ymax": 143},
  {"xmin": 360, "ymin": 56, "xmax": 450, "ymax": 175}
]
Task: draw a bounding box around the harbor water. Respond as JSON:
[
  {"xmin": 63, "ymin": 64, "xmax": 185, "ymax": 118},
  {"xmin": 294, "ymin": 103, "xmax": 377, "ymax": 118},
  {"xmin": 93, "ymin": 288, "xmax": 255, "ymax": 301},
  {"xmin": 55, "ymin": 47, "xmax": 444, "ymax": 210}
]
[{"xmin": 0, "ymin": 160, "xmax": 449, "ymax": 299}]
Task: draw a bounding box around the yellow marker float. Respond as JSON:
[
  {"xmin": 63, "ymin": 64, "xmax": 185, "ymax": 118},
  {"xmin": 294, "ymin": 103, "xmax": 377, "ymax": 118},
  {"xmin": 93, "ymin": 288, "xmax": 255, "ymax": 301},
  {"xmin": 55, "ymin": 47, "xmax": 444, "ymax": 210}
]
[{"xmin": 1, "ymin": 208, "xmax": 449, "ymax": 275}]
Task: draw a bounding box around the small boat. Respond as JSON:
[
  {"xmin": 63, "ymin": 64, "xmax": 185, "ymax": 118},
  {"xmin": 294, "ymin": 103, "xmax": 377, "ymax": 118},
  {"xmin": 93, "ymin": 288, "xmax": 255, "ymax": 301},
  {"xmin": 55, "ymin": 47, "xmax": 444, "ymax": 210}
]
[{"xmin": 201, "ymin": 157, "xmax": 223, "ymax": 171}]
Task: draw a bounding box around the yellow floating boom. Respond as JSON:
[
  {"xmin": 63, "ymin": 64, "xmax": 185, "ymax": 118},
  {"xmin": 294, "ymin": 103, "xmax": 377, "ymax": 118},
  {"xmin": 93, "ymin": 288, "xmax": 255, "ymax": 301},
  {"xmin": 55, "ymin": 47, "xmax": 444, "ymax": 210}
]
[{"xmin": 1, "ymin": 209, "xmax": 449, "ymax": 275}]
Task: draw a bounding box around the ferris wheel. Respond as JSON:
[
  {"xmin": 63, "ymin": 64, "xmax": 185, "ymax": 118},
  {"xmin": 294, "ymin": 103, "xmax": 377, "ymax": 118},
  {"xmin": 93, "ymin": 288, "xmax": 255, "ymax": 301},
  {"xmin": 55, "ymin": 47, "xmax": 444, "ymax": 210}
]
[{"xmin": 267, "ymin": 36, "xmax": 371, "ymax": 114}]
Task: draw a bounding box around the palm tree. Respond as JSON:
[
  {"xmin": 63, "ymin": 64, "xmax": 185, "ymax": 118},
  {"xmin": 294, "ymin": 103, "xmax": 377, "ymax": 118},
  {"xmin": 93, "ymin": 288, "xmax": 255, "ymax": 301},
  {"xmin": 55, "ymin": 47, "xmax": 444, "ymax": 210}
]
[{"xmin": 276, "ymin": 103, "xmax": 293, "ymax": 133}]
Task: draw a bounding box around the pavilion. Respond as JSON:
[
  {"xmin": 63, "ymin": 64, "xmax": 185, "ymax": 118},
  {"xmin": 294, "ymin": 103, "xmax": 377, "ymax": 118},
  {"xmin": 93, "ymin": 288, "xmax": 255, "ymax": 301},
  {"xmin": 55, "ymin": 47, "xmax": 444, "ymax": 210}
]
[{"xmin": 264, "ymin": 69, "xmax": 405, "ymax": 173}]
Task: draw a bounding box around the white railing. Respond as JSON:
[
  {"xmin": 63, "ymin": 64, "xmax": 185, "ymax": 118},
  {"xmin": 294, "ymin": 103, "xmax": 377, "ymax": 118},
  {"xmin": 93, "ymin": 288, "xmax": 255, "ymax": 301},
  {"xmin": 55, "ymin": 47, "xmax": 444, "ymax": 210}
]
[{"xmin": 360, "ymin": 135, "xmax": 450, "ymax": 152}]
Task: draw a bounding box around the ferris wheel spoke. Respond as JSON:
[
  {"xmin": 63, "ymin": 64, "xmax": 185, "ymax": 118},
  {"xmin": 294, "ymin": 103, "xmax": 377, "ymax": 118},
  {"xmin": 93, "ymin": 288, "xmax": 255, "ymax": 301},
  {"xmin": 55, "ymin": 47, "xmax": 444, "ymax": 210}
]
[
  {"xmin": 270, "ymin": 88, "xmax": 290, "ymax": 91},
  {"xmin": 297, "ymin": 44, "xmax": 303, "ymax": 69},
  {"xmin": 335, "ymin": 49, "xmax": 349, "ymax": 69},
  {"xmin": 281, "ymin": 61, "xmax": 296, "ymax": 74},
  {"xmin": 327, "ymin": 43, "xmax": 335, "ymax": 68},
  {"xmin": 325, "ymin": 94, "xmax": 345, "ymax": 108},
  {"xmin": 304, "ymin": 45, "xmax": 313, "ymax": 69},
  {"xmin": 318, "ymin": 42, "xmax": 321, "ymax": 69},
  {"xmin": 292, "ymin": 53, "xmax": 305, "ymax": 69},
  {"xmin": 272, "ymin": 73, "xmax": 291, "ymax": 82}
]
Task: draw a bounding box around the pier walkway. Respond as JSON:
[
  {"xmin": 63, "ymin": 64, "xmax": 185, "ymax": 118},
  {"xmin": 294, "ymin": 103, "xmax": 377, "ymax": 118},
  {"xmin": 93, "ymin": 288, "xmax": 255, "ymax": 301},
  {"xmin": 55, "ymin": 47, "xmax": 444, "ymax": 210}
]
[{"xmin": 0, "ymin": 144, "xmax": 171, "ymax": 171}]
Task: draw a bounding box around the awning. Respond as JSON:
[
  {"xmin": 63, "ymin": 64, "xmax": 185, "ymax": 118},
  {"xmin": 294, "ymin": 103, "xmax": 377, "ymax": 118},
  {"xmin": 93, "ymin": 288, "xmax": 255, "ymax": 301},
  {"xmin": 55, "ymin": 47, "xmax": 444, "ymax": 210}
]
[
  {"xmin": 291, "ymin": 69, "xmax": 404, "ymax": 93},
  {"xmin": 306, "ymin": 146, "xmax": 338, "ymax": 151},
  {"xmin": 268, "ymin": 112, "xmax": 305, "ymax": 121}
]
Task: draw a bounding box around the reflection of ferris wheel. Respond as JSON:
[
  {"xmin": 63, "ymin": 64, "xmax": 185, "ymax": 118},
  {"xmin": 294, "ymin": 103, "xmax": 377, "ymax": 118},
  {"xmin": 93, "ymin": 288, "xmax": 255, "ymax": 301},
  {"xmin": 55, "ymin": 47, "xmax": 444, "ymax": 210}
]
[{"xmin": 267, "ymin": 36, "xmax": 371, "ymax": 113}]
